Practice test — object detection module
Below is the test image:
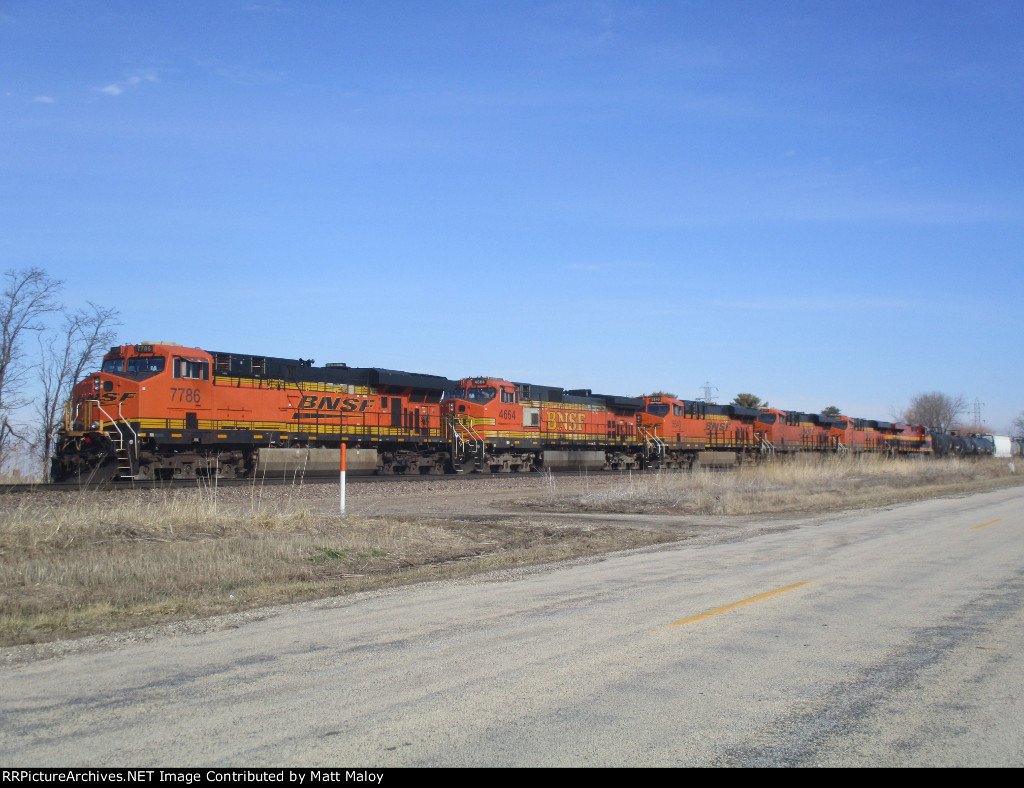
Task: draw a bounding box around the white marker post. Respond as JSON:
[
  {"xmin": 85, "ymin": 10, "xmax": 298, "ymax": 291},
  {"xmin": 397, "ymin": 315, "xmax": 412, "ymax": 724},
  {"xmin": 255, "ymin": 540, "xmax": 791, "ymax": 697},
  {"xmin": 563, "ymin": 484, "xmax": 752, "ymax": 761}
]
[{"xmin": 339, "ymin": 443, "xmax": 347, "ymax": 515}]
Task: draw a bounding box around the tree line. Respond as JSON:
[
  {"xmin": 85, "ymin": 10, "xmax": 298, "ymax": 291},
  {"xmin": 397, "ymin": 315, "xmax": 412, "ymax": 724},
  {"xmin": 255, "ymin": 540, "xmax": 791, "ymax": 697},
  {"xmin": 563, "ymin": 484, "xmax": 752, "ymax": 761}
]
[
  {"xmin": 643, "ymin": 391, "xmax": 1022, "ymax": 437},
  {"xmin": 0, "ymin": 267, "xmax": 119, "ymax": 479},
  {"xmin": 730, "ymin": 391, "xmax": 1023, "ymax": 438}
]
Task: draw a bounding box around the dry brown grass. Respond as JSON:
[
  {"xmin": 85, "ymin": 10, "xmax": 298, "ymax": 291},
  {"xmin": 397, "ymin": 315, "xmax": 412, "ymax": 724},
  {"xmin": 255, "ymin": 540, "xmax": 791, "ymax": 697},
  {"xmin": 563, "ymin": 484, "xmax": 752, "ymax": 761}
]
[
  {"xmin": 3, "ymin": 456, "xmax": 1020, "ymax": 648},
  {"xmin": 0, "ymin": 484, "xmax": 670, "ymax": 647},
  {"xmin": 537, "ymin": 455, "xmax": 1023, "ymax": 515}
]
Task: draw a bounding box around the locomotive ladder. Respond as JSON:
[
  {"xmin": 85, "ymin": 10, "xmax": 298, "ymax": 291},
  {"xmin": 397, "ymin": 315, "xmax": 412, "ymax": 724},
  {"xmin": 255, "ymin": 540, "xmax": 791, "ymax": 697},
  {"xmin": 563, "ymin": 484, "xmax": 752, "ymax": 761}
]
[
  {"xmin": 638, "ymin": 424, "xmax": 666, "ymax": 466},
  {"xmin": 759, "ymin": 436, "xmax": 775, "ymax": 456},
  {"xmin": 92, "ymin": 400, "xmax": 140, "ymax": 479},
  {"xmin": 447, "ymin": 414, "xmax": 485, "ymax": 471},
  {"xmin": 836, "ymin": 440, "xmax": 849, "ymax": 455}
]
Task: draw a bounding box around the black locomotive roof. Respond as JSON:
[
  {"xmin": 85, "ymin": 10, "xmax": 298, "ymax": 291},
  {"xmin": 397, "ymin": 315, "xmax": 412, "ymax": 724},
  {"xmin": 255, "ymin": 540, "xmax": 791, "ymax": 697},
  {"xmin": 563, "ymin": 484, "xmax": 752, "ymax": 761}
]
[
  {"xmin": 516, "ymin": 381, "xmax": 642, "ymax": 411},
  {"xmin": 208, "ymin": 351, "xmax": 455, "ymax": 391}
]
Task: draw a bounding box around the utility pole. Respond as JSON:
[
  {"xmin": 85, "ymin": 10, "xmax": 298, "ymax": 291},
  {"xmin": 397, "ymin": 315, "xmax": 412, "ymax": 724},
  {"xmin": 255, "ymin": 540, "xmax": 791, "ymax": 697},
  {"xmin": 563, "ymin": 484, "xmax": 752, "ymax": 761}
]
[{"xmin": 698, "ymin": 382, "xmax": 719, "ymax": 404}]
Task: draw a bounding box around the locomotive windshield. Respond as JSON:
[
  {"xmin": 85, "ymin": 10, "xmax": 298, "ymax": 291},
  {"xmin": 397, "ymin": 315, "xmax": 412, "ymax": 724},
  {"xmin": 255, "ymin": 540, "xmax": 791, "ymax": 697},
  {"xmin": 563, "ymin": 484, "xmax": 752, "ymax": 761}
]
[
  {"xmin": 100, "ymin": 356, "xmax": 166, "ymax": 376},
  {"xmin": 127, "ymin": 356, "xmax": 166, "ymax": 374},
  {"xmin": 465, "ymin": 386, "xmax": 496, "ymax": 404},
  {"xmin": 646, "ymin": 403, "xmax": 670, "ymax": 417}
]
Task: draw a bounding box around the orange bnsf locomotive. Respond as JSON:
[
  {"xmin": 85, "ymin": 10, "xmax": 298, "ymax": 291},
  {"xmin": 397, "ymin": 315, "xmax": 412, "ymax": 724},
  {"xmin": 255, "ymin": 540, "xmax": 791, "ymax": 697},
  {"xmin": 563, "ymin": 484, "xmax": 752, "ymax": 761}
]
[
  {"xmin": 54, "ymin": 342, "xmax": 940, "ymax": 482},
  {"xmin": 52, "ymin": 343, "xmax": 455, "ymax": 483},
  {"xmin": 443, "ymin": 379, "xmax": 930, "ymax": 473}
]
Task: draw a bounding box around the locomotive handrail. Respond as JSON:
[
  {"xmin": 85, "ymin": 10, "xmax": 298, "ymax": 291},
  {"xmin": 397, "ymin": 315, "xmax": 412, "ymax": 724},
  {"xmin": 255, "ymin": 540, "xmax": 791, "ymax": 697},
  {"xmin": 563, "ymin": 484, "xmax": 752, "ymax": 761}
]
[
  {"xmin": 116, "ymin": 401, "xmax": 139, "ymax": 458},
  {"xmin": 88, "ymin": 399, "xmax": 139, "ymax": 471},
  {"xmin": 447, "ymin": 414, "xmax": 485, "ymax": 468},
  {"xmin": 637, "ymin": 424, "xmax": 665, "ymax": 464},
  {"xmin": 450, "ymin": 414, "xmax": 484, "ymax": 448}
]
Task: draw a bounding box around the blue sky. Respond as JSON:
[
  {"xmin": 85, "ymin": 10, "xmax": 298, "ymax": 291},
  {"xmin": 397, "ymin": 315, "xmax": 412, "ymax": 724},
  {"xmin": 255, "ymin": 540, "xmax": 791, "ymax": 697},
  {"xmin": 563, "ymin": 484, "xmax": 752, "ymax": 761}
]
[{"xmin": 3, "ymin": 0, "xmax": 1022, "ymax": 431}]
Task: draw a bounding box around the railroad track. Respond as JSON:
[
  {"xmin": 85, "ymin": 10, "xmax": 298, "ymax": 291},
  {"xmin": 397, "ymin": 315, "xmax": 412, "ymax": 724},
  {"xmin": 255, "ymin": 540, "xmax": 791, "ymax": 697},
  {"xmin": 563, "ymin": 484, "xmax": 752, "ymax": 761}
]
[{"xmin": 0, "ymin": 466, "xmax": 702, "ymax": 495}]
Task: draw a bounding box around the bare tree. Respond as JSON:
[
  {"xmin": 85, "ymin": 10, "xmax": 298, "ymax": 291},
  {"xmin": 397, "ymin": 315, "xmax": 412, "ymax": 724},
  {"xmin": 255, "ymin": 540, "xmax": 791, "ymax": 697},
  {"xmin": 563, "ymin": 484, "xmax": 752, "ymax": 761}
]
[
  {"xmin": 0, "ymin": 268, "xmax": 62, "ymax": 470},
  {"xmin": 902, "ymin": 392, "xmax": 967, "ymax": 433},
  {"xmin": 35, "ymin": 303, "xmax": 120, "ymax": 478},
  {"xmin": 1013, "ymin": 411, "xmax": 1024, "ymax": 438}
]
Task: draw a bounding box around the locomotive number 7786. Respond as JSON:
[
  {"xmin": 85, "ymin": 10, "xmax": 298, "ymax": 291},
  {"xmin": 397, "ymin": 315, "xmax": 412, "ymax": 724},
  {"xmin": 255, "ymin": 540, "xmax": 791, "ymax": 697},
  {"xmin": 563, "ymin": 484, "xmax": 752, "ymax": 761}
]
[{"xmin": 170, "ymin": 387, "xmax": 201, "ymax": 404}]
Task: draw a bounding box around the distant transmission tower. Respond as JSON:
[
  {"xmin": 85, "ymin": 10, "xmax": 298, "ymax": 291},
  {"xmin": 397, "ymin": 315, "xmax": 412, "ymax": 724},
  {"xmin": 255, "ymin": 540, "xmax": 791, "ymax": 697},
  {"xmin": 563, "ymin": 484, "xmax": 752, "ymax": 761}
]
[
  {"xmin": 972, "ymin": 398, "xmax": 985, "ymax": 430},
  {"xmin": 698, "ymin": 381, "xmax": 719, "ymax": 404}
]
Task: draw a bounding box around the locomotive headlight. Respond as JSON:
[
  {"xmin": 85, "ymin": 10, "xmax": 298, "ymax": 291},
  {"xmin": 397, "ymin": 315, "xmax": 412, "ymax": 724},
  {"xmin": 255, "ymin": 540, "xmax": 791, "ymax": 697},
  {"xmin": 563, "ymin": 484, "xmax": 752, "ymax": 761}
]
[
  {"xmin": 93, "ymin": 378, "xmax": 101, "ymax": 392},
  {"xmin": 90, "ymin": 421, "xmax": 100, "ymax": 430}
]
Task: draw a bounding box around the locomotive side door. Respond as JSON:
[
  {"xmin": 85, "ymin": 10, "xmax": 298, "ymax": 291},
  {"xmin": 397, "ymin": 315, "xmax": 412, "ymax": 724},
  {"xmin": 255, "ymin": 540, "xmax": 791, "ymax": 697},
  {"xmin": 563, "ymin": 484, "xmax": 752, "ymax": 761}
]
[
  {"xmin": 391, "ymin": 396, "xmax": 403, "ymax": 429},
  {"xmin": 169, "ymin": 356, "xmax": 212, "ymax": 429}
]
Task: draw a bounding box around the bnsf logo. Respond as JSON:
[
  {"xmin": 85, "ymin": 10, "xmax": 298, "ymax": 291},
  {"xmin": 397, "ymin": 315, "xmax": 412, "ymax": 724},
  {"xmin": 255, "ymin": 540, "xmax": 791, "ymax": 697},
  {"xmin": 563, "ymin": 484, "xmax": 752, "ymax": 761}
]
[
  {"xmin": 76, "ymin": 393, "xmax": 137, "ymax": 405},
  {"xmin": 298, "ymin": 396, "xmax": 376, "ymax": 412},
  {"xmin": 546, "ymin": 411, "xmax": 586, "ymax": 432}
]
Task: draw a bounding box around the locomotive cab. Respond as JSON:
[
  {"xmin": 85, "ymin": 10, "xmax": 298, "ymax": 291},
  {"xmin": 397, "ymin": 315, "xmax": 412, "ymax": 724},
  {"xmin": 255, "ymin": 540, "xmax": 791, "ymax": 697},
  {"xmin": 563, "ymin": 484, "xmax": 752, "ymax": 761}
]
[
  {"xmin": 58, "ymin": 342, "xmax": 213, "ymax": 483},
  {"xmin": 70, "ymin": 344, "xmax": 171, "ymax": 429},
  {"xmin": 443, "ymin": 377, "xmax": 522, "ymax": 428},
  {"xmin": 76, "ymin": 343, "xmax": 212, "ymax": 431}
]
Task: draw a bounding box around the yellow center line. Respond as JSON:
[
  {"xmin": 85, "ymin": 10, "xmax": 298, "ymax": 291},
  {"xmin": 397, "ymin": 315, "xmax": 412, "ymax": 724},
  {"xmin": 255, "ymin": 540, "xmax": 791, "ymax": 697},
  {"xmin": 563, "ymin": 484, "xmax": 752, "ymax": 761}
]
[
  {"xmin": 972, "ymin": 519, "xmax": 1003, "ymax": 530},
  {"xmin": 669, "ymin": 580, "xmax": 814, "ymax": 627}
]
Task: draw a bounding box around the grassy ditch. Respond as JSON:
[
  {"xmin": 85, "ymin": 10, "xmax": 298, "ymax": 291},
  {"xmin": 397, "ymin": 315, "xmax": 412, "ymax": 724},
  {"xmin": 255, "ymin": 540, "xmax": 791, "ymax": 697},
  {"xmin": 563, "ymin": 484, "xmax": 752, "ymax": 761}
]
[
  {"xmin": 0, "ymin": 485, "xmax": 671, "ymax": 647},
  {"xmin": 536, "ymin": 455, "xmax": 1023, "ymax": 515}
]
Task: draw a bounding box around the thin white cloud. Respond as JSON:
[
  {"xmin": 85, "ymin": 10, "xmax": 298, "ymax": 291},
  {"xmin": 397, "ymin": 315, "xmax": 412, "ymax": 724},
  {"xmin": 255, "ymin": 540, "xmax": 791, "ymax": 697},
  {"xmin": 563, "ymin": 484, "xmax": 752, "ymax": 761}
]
[
  {"xmin": 95, "ymin": 72, "xmax": 158, "ymax": 97},
  {"xmin": 32, "ymin": 95, "xmax": 54, "ymax": 103}
]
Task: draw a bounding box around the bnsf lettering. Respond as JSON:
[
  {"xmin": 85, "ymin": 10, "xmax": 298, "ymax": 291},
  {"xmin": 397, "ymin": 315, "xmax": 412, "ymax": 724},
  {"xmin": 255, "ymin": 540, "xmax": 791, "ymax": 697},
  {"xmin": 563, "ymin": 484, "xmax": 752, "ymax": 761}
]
[
  {"xmin": 298, "ymin": 396, "xmax": 376, "ymax": 412},
  {"xmin": 98, "ymin": 392, "xmax": 137, "ymax": 404},
  {"xmin": 546, "ymin": 411, "xmax": 586, "ymax": 432}
]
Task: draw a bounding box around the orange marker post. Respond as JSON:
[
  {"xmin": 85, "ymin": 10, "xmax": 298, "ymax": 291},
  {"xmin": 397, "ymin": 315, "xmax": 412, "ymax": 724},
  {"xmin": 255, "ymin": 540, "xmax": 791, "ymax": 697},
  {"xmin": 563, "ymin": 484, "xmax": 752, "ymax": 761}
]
[{"xmin": 339, "ymin": 443, "xmax": 347, "ymax": 515}]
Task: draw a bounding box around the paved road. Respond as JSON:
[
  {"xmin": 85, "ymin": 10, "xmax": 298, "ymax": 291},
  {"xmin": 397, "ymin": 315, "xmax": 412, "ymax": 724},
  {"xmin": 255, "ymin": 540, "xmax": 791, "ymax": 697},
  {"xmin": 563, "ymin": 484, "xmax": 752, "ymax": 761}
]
[{"xmin": 2, "ymin": 487, "xmax": 1023, "ymax": 766}]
